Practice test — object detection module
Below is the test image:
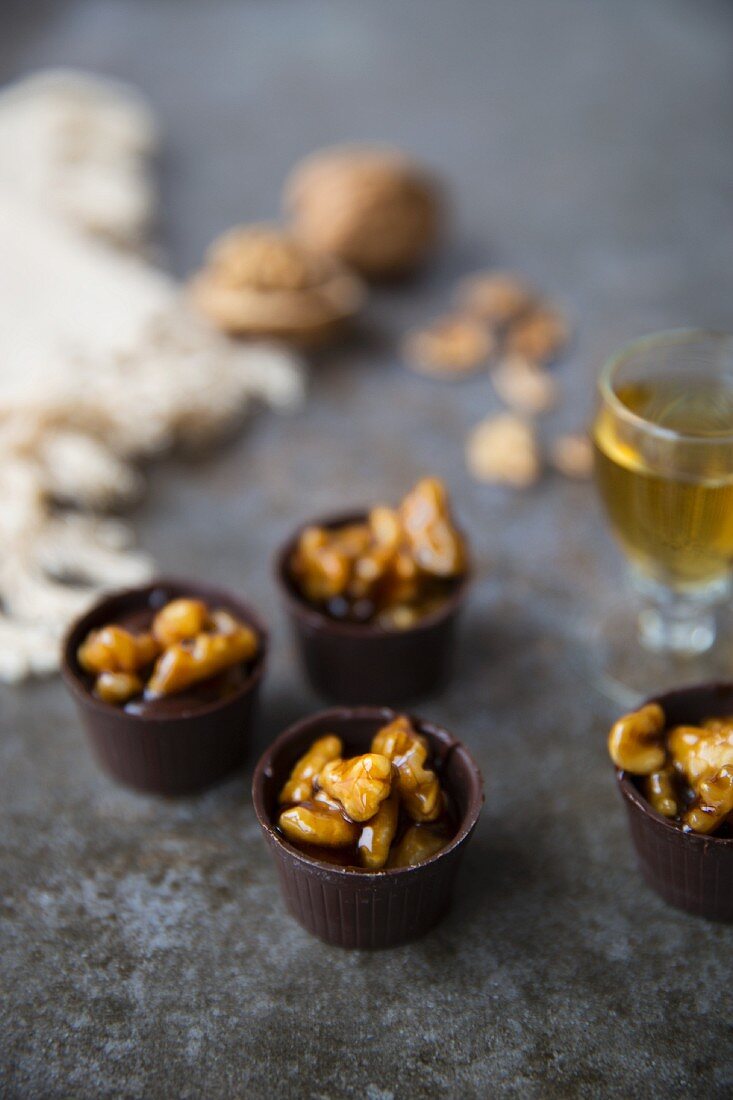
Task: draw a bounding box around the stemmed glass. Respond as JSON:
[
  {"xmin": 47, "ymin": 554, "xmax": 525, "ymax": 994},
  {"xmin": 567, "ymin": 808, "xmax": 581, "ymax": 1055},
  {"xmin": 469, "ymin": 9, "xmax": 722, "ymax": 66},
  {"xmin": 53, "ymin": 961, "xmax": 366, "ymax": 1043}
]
[{"xmin": 592, "ymin": 330, "xmax": 733, "ymax": 702}]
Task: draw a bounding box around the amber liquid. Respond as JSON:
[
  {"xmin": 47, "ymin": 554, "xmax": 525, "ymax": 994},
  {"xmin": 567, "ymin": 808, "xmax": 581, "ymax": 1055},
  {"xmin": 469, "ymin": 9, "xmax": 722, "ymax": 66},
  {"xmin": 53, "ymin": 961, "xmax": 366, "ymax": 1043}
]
[{"xmin": 593, "ymin": 377, "xmax": 733, "ymax": 589}]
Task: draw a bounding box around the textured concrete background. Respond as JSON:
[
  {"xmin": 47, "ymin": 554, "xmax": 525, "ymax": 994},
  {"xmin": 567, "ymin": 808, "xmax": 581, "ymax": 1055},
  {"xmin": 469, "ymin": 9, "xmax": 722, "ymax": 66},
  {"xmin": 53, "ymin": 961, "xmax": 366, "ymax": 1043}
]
[{"xmin": 2, "ymin": 1, "xmax": 733, "ymax": 1097}]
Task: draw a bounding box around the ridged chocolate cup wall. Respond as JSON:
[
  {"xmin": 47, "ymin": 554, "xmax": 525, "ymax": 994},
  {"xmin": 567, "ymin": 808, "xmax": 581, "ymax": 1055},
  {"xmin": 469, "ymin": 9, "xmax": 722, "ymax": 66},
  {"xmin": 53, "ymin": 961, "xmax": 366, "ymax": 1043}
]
[
  {"xmin": 252, "ymin": 707, "xmax": 484, "ymax": 949},
  {"xmin": 615, "ymin": 683, "xmax": 733, "ymax": 921},
  {"xmin": 62, "ymin": 578, "xmax": 268, "ymax": 796},
  {"xmin": 274, "ymin": 512, "xmax": 470, "ymax": 705}
]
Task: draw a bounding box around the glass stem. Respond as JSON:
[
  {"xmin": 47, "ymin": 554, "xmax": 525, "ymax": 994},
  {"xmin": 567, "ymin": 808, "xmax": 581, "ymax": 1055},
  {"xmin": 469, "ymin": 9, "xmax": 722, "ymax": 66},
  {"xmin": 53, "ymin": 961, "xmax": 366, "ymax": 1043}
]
[{"xmin": 631, "ymin": 570, "xmax": 728, "ymax": 657}]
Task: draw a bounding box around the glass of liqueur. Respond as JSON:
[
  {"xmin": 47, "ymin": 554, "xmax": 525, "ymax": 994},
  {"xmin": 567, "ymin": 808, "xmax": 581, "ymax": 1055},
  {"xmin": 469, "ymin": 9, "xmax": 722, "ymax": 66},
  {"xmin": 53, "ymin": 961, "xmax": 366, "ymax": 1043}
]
[{"xmin": 592, "ymin": 330, "xmax": 733, "ymax": 701}]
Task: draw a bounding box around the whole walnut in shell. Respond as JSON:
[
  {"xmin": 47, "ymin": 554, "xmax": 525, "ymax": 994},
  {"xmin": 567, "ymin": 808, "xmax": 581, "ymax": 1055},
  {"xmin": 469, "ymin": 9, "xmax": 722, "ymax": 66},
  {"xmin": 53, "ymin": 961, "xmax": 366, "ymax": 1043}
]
[
  {"xmin": 189, "ymin": 224, "xmax": 365, "ymax": 345},
  {"xmin": 284, "ymin": 145, "xmax": 442, "ymax": 279}
]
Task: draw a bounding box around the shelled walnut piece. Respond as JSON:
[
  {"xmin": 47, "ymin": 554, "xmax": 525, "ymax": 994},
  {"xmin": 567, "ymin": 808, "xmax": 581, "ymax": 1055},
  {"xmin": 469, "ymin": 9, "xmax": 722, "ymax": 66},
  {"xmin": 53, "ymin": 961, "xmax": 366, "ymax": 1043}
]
[
  {"xmin": 465, "ymin": 413, "xmax": 540, "ymax": 488},
  {"xmin": 549, "ymin": 433, "xmax": 594, "ymax": 480},
  {"xmin": 189, "ymin": 224, "xmax": 365, "ymax": 345},
  {"xmin": 289, "ymin": 477, "xmax": 466, "ymax": 629},
  {"xmin": 402, "ymin": 315, "xmax": 495, "ymax": 379},
  {"xmin": 491, "ymin": 355, "xmax": 558, "ymax": 415},
  {"xmin": 455, "ymin": 272, "xmax": 537, "ymax": 328},
  {"xmin": 608, "ymin": 704, "xmax": 733, "ymax": 836},
  {"xmin": 276, "ymin": 716, "xmax": 452, "ymax": 869},
  {"xmin": 77, "ymin": 597, "xmax": 259, "ymax": 705},
  {"xmin": 404, "ymin": 269, "xmax": 570, "ymax": 382}
]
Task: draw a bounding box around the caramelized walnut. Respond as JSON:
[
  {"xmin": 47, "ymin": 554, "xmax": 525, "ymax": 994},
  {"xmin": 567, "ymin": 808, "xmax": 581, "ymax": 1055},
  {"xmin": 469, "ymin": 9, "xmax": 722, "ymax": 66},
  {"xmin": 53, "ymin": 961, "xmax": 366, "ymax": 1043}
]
[
  {"xmin": 683, "ymin": 766, "xmax": 733, "ymax": 835},
  {"xmin": 349, "ymin": 508, "xmax": 402, "ymax": 600},
  {"xmin": 78, "ymin": 596, "xmax": 259, "ymax": 709},
  {"xmin": 278, "ymin": 802, "xmax": 360, "ymax": 848},
  {"xmin": 399, "ymin": 477, "xmax": 466, "ymax": 577},
  {"xmin": 372, "ymin": 716, "xmax": 443, "ymax": 822},
  {"xmin": 643, "ymin": 767, "xmax": 679, "ymax": 819},
  {"xmin": 289, "ymin": 478, "xmax": 465, "ymax": 628},
  {"xmin": 152, "ymin": 598, "xmax": 208, "ymax": 647},
  {"xmin": 318, "ymin": 753, "xmax": 393, "ymax": 822},
  {"xmin": 358, "ymin": 789, "xmax": 400, "ymax": 870},
  {"xmin": 147, "ymin": 622, "xmax": 258, "ymax": 697},
  {"xmin": 609, "ymin": 704, "xmax": 733, "ymax": 835},
  {"xmin": 276, "ymin": 718, "xmax": 453, "ymax": 868},
  {"xmin": 668, "ymin": 723, "xmax": 733, "ymax": 787},
  {"xmin": 388, "ymin": 823, "xmax": 450, "ymax": 868},
  {"xmin": 290, "ymin": 526, "xmax": 353, "ymax": 603},
  {"xmin": 94, "ymin": 670, "xmax": 143, "ymax": 705},
  {"xmin": 607, "ymin": 703, "xmax": 666, "ymax": 774},
  {"xmin": 279, "ymin": 735, "xmax": 343, "ymax": 804},
  {"xmin": 78, "ymin": 625, "xmax": 160, "ymax": 674}
]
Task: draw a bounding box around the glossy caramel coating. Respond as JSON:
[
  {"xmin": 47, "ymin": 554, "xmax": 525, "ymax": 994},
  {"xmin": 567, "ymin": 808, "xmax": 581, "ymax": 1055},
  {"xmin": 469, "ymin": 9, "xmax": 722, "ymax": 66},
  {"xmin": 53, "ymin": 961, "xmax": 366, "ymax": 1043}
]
[
  {"xmin": 279, "ymin": 735, "xmax": 343, "ymax": 804},
  {"xmin": 399, "ymin": 477, "xmax": 466, "ymax": 578},
  {"xmin": 152, "ymin": 598, "xmax": 209, "ymax": 647},
  {"xmin": 683, "ymin": 766, "xmax": 733, "ymax": 835},
  {"xmin": 78, "ymin": 625, "xmax": 160, "ymax": 675},
  {"xmin": 372, "ymin": 716, "xmax": 443, "ymax": 822},
  {"xmin": 609, "ymin": 704, "xmax": 733, "ymax": 835},
  {"xmin": 319, "ymin": 753, "xmax": 393, "ymax": 822},
  {"xmin": 289, "ymin": 478, "xmax": 465, "ymax": 628},
  {"xmin": 643, "ymin": 767, "xmax": 678, "ymax": 819},
  {"xmin": 275, "ymin": 718, "xmax": 453, "ymax": 868},
  {"xmin": 387, "ymin": 824, "xmax": 449, "ymax": 868},
  {"xmin": 147, "ymin": 623, "xmax": 258, "ymax": 697},
  {"xmin": 668, "ymin": 723, "xmax": 733, "ymax": 787},
  {"xmin": 94, "ymin": 670, "xmax": 143, "ymax": 705},
  {"xmin": 278, "ymin": 802, "xmax": 360, "ymax": 848},
  {"xmin": 607, "ymin": 703, "xmax": 666, "ymax": 774},
  {"xmin": 290, "ymin": 526, "xmax": 354, "ymax": 602},
  {"xmin": 358, "ymin": 789, "xmax": 400, "ymax": 870}
]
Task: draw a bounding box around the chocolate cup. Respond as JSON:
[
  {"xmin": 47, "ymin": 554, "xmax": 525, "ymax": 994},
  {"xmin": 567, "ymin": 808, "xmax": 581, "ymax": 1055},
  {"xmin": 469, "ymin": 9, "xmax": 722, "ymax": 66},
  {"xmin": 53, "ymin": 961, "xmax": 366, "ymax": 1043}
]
[
  {"xmin": 252, "ymin": 706, "xmax": 484, "ymax": 949},
  {"xmin": 61, "ymin": 578, "xmax": 268, "ymax": 796},
  {"xmin": 274, "ymin": 512, "xmax": 470, "ymax": 704},
  {"xmin": 615, "ymin": 682, "xmax": 733, "ymax": 921}
]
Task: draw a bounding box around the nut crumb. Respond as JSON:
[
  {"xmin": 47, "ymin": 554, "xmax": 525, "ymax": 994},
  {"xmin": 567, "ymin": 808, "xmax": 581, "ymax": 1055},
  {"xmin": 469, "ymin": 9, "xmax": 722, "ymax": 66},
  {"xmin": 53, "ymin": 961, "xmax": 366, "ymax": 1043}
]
[
  {"xmin": 403, "ymin": 315, "xmax": 494, "ymax": 378},
  {"xmin": 465, "ymin": 413, "xmax": 540, "ymax": 488},
  {"xmin": 550, "ymin": 433, "xmax": 593, "ymax": 479},
  {"xmin": 491, "ymin": 355, "xmax": 558, "ymax": 415}
]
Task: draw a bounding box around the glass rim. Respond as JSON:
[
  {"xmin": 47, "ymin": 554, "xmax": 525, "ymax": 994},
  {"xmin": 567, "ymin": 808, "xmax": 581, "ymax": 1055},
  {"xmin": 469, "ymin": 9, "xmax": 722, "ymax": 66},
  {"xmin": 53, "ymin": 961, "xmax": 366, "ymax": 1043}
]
[{"xmin": 598, "ymin": 328, "xmax": 733, "ymax": 445}]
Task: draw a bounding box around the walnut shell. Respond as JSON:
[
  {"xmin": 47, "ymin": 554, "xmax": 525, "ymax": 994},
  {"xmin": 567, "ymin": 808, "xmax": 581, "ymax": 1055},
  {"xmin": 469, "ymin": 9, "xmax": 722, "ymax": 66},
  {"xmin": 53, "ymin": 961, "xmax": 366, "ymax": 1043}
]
[
  {"xmin": 284, "ymin": 145, "xmax": 442, "ymax": 279},
  {"xmin": 189, "ymin": 223, "xmax": 365, "ymax": 345}
]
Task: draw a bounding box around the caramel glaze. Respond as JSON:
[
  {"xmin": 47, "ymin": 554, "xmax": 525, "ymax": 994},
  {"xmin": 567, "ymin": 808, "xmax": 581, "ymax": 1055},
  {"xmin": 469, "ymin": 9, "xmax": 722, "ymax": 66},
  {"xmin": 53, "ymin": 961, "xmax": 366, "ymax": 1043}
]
[
  {"xmin": 639, "ymin": 769, "xmax": 733, "ymax": 838},
  {"xmin": 277, "ymin": 786, "xmax": 457, "ymax": 871},
  {"xmin": 79, "ymin": 593, "xmax": 254, "ymax": 717},
  {"xmin": 307, "ymin": 576, "xmax": 459, "ymax": 627}
]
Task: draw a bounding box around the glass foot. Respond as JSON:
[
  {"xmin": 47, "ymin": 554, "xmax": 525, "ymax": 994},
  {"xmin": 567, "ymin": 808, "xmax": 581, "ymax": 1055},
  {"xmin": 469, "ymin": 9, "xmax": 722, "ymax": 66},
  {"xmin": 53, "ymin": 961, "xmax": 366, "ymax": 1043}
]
[{"xmin": 592, "ymin": 604, "xmax": 733, "ymax": 708}]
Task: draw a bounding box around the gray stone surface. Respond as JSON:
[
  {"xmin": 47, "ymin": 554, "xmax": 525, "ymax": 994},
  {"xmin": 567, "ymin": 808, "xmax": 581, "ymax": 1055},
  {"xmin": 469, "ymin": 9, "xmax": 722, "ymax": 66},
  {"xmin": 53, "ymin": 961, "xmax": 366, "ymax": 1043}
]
[{"xmin": 2, "ymin": 1, "xmax": 733, "ymax": 1096}]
